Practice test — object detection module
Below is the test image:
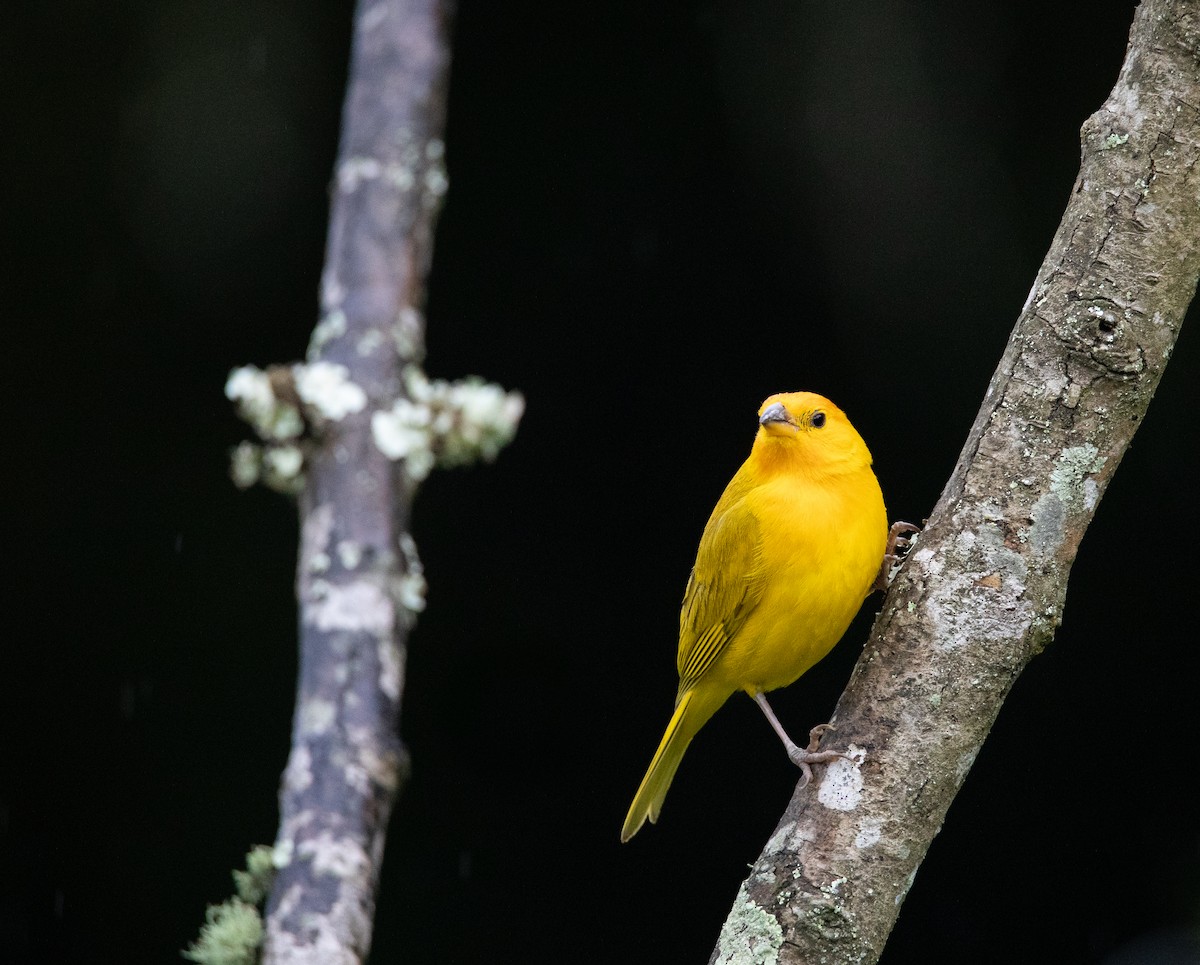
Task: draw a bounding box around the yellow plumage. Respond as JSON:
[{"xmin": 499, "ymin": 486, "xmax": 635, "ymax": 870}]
[{"xmin": 621, "ymin": 391, "xmax": 890, "ymax": 842}]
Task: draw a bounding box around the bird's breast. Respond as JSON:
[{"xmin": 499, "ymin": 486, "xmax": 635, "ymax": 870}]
[{"xmin": 723, "ymin": 469, "xmax": 886, "ymax": 692}]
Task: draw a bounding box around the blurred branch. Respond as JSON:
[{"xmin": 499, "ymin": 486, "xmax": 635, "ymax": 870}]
[
  {"xmin": 710, "ymin": 2, "xmax": 1200, "ymax": 962},
  {"xmin": 216, "ymin": 2, "xmax": 523, "ymax": 960},
  {"xmin": 258, "ymin": 2, "xmax": 455, "ymax": 963}
]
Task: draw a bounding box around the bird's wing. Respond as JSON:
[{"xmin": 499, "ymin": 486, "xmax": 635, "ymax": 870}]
[{"xmin": 675, "ymin": 501, "xmax": 768, "ymax": 699}]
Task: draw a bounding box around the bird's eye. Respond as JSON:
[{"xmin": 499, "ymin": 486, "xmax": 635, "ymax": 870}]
[{"xmin": 811, "ymin": 411, "xmax": 826, "ymax": 428}]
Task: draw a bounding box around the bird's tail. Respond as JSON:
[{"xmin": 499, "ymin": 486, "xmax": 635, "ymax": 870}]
[{"xmin": 621, "ymin": 686, "xmax": 726, "ymax": 842}]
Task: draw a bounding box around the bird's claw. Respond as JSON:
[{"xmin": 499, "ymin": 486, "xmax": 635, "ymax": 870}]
[
  {"xmin": 787, "ymin": 722, "xmax": 849, "ymax": 784},
  {"xmin": 806, "ymin": 722, "xmax": 836, "ymax": 750},
  {"xmin": 874, "ymin": 520, "xmax": 921, "ymax": 592}
]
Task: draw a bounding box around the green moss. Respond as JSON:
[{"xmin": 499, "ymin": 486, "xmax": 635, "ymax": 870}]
[
  {"xmin": 234, "ymin": 845, "xmax": 276, "ymax": 905},
  {"xmin": 184, "ymin": 846, "xmax": 274, "ymax": 964},
  {"xmin": 182, "ymin": 899, "xmax": 262, "ymax": 965}
]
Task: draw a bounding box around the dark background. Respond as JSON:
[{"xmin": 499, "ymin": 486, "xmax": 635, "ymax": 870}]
[{"xmin": 4, "ymin": 1, "xmax": 1199, "ymax": 963}]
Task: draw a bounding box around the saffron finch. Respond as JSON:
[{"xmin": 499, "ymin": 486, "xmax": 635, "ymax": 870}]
[{"xmin": 621, "ymin": 391, "xmax": 912, "ymax": 842}]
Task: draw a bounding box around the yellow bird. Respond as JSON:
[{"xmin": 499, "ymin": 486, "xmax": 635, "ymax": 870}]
[{"xmin": 622, "ymin": 391, "xmax": 911, "ymax": 842}]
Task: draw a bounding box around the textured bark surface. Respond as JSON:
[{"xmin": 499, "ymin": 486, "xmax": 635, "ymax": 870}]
[
  {"xmin": 262, "ymin": 2, "xmax": 453, "ymax": 963},
  {"xmin": 711, "ymin": 3, "xmax": 1200, "ymax": 962}
]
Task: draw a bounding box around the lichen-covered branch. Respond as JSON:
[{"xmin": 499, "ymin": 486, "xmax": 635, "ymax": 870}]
[
  {"xmin": 259, "ymin": 3, "xmax": 455, "ymax": 963},
  {"xmin": 710, "ymin": 3, "xmax": 1200, "ymax": 962},
  {"xmin": 218, "ymin": 1, "xmax": 511, "ymax": 962}
]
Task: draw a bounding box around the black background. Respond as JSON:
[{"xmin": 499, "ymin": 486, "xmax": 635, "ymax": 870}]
[{"xmin": 4, "ymin": 1, "xmax": 1199, "ymax": 963}]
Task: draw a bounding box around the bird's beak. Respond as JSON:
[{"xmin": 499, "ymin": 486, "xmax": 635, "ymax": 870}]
[{"xmin": 759, "ymin": 402, "xmax": 792, "ymax": 427}]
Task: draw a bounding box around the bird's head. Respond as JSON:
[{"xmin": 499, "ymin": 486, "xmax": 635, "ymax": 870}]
[{"xmin": 751, "ymin": 391, "xmax": 874, "ymax": 476}]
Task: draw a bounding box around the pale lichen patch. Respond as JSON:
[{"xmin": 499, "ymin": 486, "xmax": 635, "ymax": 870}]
[
  {"xmin": 371, "ymin": 398, "xmax": 435, "ymax": 479},
  {"xmin": 1028, "ymin": 492, "xmax": 1066, "ymax": 557},
  {"xmin": 1050, "ymin": 444, "xmax": 1106, "ymax": 508},
  {"xmin": 336, "ymin": 540, "xmax": 363, "ymax": 571},
  {"xmin": 299, "ymin": 831, "xmax": 371, "ymax": 881},
  {"xmin": 377, "ymin": 634, "xmax": 403, "ymax": 702},
  {"xmin": 226, "ymin": 365, "xmax": 303, "ymax": 441},
  {"xmin": 817, "ymin": 744, "xmax": 866, "ymax": 812},
  {"xmin": 262, "ymin": 876, "xmax": 362, "ymax": 965},
  {"xmin": 271, "ymin": 838, "xmax": 294, "ymax": 870},
  {"xmin": 282, "ymin": 745, "xmax": 314, "ymax": 794},
  {"xmin": 293, "ymin": 362, "xmax": 368, "ymax": 422},
  {"xmin": 299, "ymin": 698, "xmax": 337, "ymax": 736},
  {"xmin": 714, "ymin": 885, "xmax": 784, "ymax": 965},
  {"xmin": 765, "ymin": 820, "xmax": 796, "ymax": 856},
  {"xmin": 854, "ymin": 817, "xmax": 883, "ymax": 850},
  {"xmin": 263, "ymin": 445, "xmax": 305, "ymax": 490},
  {"xmin": 306, "ymin": 580, "xmax": 394, "ymax": 634},
  {"xmin": 302, "ymin": 504, "xmax": 336, "ymax": 572},
  {"xmin": 393, "ymin": 306, "xmax": 424, "ymax": 360},
  {"xmin": 372, "ymin": 369, "xmax": 524, "ymax": 478},
  {"xmin": 924, "ymin": 525, "xmax": 1031, "ymax": 645},
  {"xmin": 307, "ymin": 310, "xmax": 348, "ymax": 362},
  {"xmin": 230, "ymin": 441, "xmax": 263, "ymax": 490},
  {"xmin": 911, "ymin": 545, "xmax": 939, "ymax": 576}
]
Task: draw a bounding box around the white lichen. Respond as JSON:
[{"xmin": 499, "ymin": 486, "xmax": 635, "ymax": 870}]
[
  {"xmin": 371, "ymin": 368, "xmax": 524, "ymax": 478},
  {"xmin": 299, "ymin": 698, "xmax": 337, "ymax": 735},
  {"xmin": 293, "ymin": 361, "xmax": 367, "ymax": 422},
  {"xmin": 225, "ymin": 365, "xmax": 303, "ymax": 441},
  {"xmin": 355, "ymin": 328, "xmax": 385, "ymax": 358},
  {"xmin": 307, "ymin": 580, "xmax": 395, "ymax": 634},
  {"xmin": 378, "ymin": 633, "xmax": 403, "ymax": 702},
  {"xmin": 336, "ymin": 540, "xmax": 363, "ymax": 570},
  {"xmin": 281, "ymin": 745, "xmax": 313, "ymax": 795},
  {"xmin": 423, "ymin": 164, "xmax": 449, "ymax": 197},
  {"xmin": 336, "ymin": 156, "xmax": 382, "ymax": 191},
  {"xmin": 298, "ymin": 830, "xmax": 371, "ymax": 880},
  {"xmin": 393, "ymin": 568, "xmax": 427, "ymax": 614},
  {"xmin": 393, "ymin": 306, "xmax": 424, "ymax": 360},
  {"xmin": 271, "ymin": 838, "xmax": 295, "ymax": 870},
  {"xmin": 396, "ymin": 536, "xmax": 427, "ymax": 617},
  {"xmin": 817, "ymin": 745, "xmax": 866, "ymax": 811},
  {"xmin": 307, "ymin": 310, "xmax": 348, "ymax": 362},
  {"xmin": 262, "ymin": 445, "xmax": 305, "ymax": 493},
  {"xmin": 371, "ymin": 398, "xmax": 436, "ymax": 479},
  {"xmin": 438, "ymin": 377, "xmax": 525, "ymax": 466},
  {"xmin": 229, "ymin": 441, "xmax": 263, "ymax": 489}
]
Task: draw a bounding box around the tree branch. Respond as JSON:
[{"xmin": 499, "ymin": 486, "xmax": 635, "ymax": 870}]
[
  {"xmin": 710, "ymin": 2, "xmax": 1200, "ymax": 961},
  {"xmin": 260, "ymin": 2, "xmax": 454, "ymax": 963}
]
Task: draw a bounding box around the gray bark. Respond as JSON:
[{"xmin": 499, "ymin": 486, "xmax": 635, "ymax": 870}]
[
  {"xmin": 711, "ymin": 2, "xmax": 1200, "ymax": 962},
  {"xmin": 262, "ymin": 2, "xmax": 454, "ymax": 963}
]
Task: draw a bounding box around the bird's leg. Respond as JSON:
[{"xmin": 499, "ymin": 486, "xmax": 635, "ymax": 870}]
[
  {"xmin": 873, "ymin": 520, "xmax": 920, "ymax": 592},
  {"xmin": 752, "ymin": 692, "xmax": 846, "ymax": 788}
]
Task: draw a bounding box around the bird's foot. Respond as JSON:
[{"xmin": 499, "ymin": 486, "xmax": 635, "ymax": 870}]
[
  {"xmin": 873, "ymin": 520, "xmax": 920, "ymax": 592},
  {"xmin": 786, "ymin": 723, "xmax": 848, "ymax": 787}
]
